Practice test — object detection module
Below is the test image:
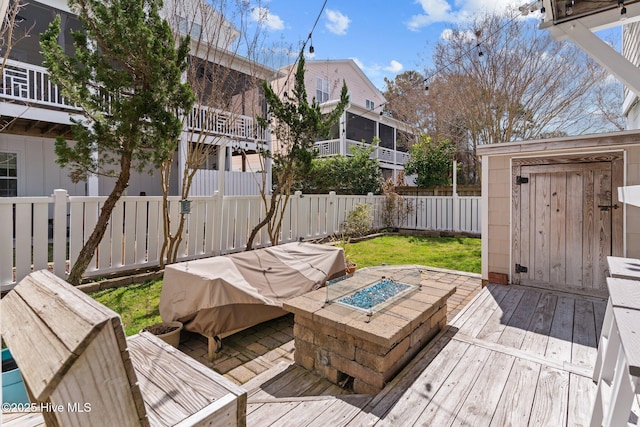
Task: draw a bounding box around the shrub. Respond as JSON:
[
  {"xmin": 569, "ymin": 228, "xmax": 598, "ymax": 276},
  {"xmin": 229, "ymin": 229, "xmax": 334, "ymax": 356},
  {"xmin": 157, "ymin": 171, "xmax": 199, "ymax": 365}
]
[{"xmin": 342, "ymin": 203, "xmax": 373, "ymax": 237}]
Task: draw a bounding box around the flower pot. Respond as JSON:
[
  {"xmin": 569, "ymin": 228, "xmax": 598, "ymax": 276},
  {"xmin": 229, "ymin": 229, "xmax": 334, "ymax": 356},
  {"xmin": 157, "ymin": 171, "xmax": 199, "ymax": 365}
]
[
  {"xmin": 346, "ymin": 264, "xmax": 357, "ymax": 275},
  {"xmin": 142, "ymin": 321, "xmax": 183, "ymax": 348},
  {"xmin": 2, "ymin": 348, "xmax": 29, "ymax": 404}
]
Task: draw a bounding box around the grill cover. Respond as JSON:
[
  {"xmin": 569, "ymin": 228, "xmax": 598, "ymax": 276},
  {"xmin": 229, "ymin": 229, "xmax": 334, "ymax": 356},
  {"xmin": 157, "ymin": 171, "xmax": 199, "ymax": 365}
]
[{"xmin": 159, "ymin": 242, "xmax": 346, "ymax": 338}]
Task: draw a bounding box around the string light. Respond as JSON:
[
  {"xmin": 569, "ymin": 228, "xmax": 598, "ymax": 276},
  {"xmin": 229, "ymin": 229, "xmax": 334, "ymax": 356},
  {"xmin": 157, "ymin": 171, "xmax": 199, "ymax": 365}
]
[{"xmin": 275, "ymin": 0, "xmax": 327, "ymax": 97}]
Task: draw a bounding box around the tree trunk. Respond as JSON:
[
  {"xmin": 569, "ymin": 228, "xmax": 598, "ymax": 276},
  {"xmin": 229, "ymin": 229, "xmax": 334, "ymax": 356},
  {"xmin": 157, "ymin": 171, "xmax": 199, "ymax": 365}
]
[
  {"xmin": 246, "ymin": 193, "xmax": 277, "ymax": 251},
  {"xmin": 67, "ymin": 153, "xmax": 132, "ymax": 285}
]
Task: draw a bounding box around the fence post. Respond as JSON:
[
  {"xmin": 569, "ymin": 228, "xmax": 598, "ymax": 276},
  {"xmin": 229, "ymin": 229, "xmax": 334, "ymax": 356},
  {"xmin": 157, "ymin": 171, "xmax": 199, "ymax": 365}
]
[
  {"xmin": 327, "ymin": 191, "xmax": 336, "ymax": 236},
  {"xmin": 213, "ymin": 190, "xmax": 223, "ymax": 255},
  {"xmin": 52, "ymin": 189, "xmax": 68, "ymax": 279},
  {"xmin": 452, "ymin": 161, "xmax": 459, "ymax": 232},
  {"xmin": 294, "ymin": 191, "xmax": 307, "ymax": 241},
  {"xmin": 366, "ymin": 192, "xmax": 377, "ymax": 229}
]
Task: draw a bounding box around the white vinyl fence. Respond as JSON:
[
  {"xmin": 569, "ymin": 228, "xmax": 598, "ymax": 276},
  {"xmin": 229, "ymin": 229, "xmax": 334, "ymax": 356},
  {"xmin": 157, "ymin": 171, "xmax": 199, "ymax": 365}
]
[{"xmin": 1, "ymin": 190, "xmax": 480, "ymax": 290}]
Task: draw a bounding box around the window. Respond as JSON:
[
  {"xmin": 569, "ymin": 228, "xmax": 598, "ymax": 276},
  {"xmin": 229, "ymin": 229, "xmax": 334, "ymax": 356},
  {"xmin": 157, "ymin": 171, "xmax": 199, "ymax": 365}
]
[
  {"xmin": 365, "ymin": 99, "xmax": 375, "ymax": 110},
  {"xmin": 346, "ymin": 112, "xmax": 375, "ymax": 143},
  {"xmin": 0, "ymin": 153, "xmax": 17, "ymax": 197},
  {"xmin": 316, "ymin": 77, "xmax": 329, "ymax": 103},
  {"xmin": 175, "ymin": 15, "xmax": 202, "ymax": 39},
  {"xmin": 379, "ymin": 124, "xmax": 395, "ymax": 149}
]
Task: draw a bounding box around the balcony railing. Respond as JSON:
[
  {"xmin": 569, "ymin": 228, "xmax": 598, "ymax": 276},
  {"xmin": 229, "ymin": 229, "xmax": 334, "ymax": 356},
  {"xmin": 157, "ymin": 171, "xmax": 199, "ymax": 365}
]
[
  {"xmin": 1, "ymin": 59, "xmax": 267, "ymax": 143},
  {"xmin": 1, "ymin": 59, "xmax": 79, "ymax": 111},
  {"xmin": 314, "ymin": 139, "xmax": 410, "ymax": 166},
  {"xmin": 185, "ymin": 105, "xmax": 267, "ymax": 143}
]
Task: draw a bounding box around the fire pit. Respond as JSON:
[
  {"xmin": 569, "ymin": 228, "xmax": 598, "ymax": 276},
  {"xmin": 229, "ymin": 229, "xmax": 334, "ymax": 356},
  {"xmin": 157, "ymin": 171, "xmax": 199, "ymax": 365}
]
[{"xmin": 283, "ymin": 266, "xmax": 456, "ymax": 394}]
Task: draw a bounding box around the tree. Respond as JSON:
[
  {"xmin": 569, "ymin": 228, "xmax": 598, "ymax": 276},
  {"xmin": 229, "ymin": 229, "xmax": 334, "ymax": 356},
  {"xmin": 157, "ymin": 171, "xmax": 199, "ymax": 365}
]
[
  {"xmin": 158, "ymin": 0, "xmax": 271, "ymax": 266},
  {"xmin": 40, "ymin": 0, "xmax": 194, "ymax": 285},
  {"xmin": 404, "ymin": 135, "xmax": 455, "ymax": 188},
  {"xmin": 297, "ymin": 143, "xmax": 382, "ymax": 195},
  {"xmin": 1, "ymin": 0, "xmax": 25, "ymax": 73},
  {"xmin": 384, "ymin": 9, "xmax": 623, "ymax": 184},
  {"xmin": 1, "ymin": 0, "xmax": 32, "ymax": 132},
  {"xmin": 383, "ymin": 70, "xmax": 431, "ymax": 136},
  {"xmin": 246, "ymin": 51, "xmax": 349, "ymax": 250}
]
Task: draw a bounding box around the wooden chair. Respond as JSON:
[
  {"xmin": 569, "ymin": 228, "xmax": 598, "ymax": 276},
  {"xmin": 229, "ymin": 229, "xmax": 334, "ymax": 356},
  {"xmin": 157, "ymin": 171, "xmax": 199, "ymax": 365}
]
[
  {"xmin": 0, "ymin": 270, "xmax": 246, "ymax": 427},
  {"xmin": 590, "ymin": 277, "xmax": 640, "ymax": 427}
]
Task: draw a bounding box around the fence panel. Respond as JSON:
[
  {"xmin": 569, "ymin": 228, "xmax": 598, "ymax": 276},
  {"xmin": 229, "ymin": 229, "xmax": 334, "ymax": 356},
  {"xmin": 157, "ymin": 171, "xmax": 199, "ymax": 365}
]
[{"xmin": 0, "ymin": 191, "xmax": 481, "ymax": 290}]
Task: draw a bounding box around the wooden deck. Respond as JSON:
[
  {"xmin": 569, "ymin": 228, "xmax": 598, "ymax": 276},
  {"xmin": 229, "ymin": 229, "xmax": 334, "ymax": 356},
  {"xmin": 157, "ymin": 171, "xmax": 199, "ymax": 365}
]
[{"xmin": 245, "ymin": 284, "xmax": 612, "ymax": 426}]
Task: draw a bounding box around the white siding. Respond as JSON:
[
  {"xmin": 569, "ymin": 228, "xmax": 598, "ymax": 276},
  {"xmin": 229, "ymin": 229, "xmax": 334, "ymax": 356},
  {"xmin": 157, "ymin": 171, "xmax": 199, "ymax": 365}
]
[
  {"xmin": 0, "ymin": 133, "xmax": 85, "ymax": 196},
  {"xmin": 271, "ymin": 60, "xmax": 386, "ymax": 112},
  {"xmin": 624, "ymin": 23, "xmax": 640, "ymax": 130}
]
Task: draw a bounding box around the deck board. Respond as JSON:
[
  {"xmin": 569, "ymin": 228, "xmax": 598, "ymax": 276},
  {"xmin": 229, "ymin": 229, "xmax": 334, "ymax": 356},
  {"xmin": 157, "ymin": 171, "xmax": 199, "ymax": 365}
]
[
  {"xmin": 155, "ymin": 280, "xmax": 610, "ymax": 427},
  {"xmin": 528, "ymin": 366, "xmax": 569, "ymax": 427},
  {"xmin": 238, "ymin": 284, "xmax": 606, "ymax": 427},
  {"xmin": 450, "ymin": 351, "xmax": 516, "ymax": 427},
  {"xmin": 520, "ymin": 292, "xmax": 557, "ymax": 355},
  {"xmin": 375, "ymin": 339, "xmax": 472, "ymax": 426},
  {"xmin": 571, "ymin": 299, "xmax": 598, "ymax": 368},
  {"xmin": 412, "ymin": 346, "xmax": 493, "ymax": 426},
  {"xmin": 489, "ymin": 358, "xmax": 540, "ymax": 427},
  {"xmin": 357, "ymin": 285, "xmax": 603, "ymax": 426},
  {"xmin": 475, "ymin": 286, "xmax": 525, "ymax": 342},
  {"xmin": 304, "ymin": 395, "xmax": 373, "ymax": 427},
  {"xmin": 567, "ymin": 373, "xmax": 597, "ymax": 427},
  {"xmin": 497, "ymin": 289, "xmax": 542, "ymax": 349},
  {"xmin": 545, "ymin": 295, "xmax": 575, "ymax": 364}
]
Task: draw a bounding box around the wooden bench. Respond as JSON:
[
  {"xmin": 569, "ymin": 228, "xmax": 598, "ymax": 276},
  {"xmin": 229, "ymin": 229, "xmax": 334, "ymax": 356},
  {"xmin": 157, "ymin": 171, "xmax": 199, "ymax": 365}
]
[
  {"xmin": 591, "ymin": 277, "xmax": 640, "ymax": 427},
  {"xmin": 0, "ymin": 270, "xmax": 246, "ymax": 426}
]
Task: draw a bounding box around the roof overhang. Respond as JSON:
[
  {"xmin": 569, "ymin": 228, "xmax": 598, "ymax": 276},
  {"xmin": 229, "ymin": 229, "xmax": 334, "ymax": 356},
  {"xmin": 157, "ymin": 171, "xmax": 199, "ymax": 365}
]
[
  {"xmin": 542, "ymin": 0, "xmax": 640, "ymax": 26},
  {"xmin": 535, "ymin": 0, "xmax": 640, "ymax": 98}
]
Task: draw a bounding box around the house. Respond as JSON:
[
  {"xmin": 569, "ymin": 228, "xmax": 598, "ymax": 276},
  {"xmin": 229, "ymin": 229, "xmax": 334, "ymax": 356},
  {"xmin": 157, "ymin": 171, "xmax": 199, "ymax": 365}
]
[
  {"xmin": 270, "ymin": 59, "xmax": 415, "ymax": 183},
  {"xmin": 0, "ymin": 0, "xmax": 276, "ymax": 198},
  {"xmin": 478, "ymin": 1, "xmax": 640, "ymax": 290}
]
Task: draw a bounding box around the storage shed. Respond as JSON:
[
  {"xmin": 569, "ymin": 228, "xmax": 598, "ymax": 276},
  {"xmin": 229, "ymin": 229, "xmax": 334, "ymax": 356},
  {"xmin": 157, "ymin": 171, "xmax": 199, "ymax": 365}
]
[{"xmin": 477, "ymin": 130, "xmax": 640, "ymax": 296}]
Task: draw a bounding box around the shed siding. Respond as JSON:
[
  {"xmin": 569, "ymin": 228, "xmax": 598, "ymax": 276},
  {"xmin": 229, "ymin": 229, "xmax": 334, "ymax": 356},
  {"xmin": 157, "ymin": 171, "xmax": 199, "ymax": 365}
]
[
  {"xmin": 480, "ymin": 134, "xmax": 640, "ymax": 286},
  {"xmin": 486, "ymin": 155, "xmax": 511, "ymax": 276}
]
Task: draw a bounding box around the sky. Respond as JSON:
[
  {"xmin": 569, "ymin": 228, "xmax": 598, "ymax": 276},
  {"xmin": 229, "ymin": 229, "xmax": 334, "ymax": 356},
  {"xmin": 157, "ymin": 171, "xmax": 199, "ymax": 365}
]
[{"xmin": 248, "ymin": 0, "xmax": 532, "ymax": 91}]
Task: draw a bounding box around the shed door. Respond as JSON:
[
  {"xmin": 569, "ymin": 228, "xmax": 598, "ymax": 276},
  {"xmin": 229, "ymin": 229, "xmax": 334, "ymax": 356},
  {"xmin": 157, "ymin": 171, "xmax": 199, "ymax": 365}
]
[{"xmin": 513, "ymin": 161, "xmax": 619, "ymax": 295}]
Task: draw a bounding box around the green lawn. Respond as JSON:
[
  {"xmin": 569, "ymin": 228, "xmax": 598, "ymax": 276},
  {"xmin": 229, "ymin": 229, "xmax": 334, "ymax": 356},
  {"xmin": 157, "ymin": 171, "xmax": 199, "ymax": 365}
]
[
  {"xmin": 348, "ymin": 235, "xmax": 481, "ymax": 273},
  {"xmin": 92, "ymin": 280, "xmax": 163, "ymax": 336},
  {"xmin": 92, "ymin": 235, "xmax": 481, "ymax": 335}
]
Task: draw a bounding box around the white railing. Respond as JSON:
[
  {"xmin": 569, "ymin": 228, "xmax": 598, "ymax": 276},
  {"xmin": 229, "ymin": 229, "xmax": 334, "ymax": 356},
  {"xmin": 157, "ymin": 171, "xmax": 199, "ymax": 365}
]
[
  {"xmin": 397, "ymin": 151, "xmax": 411, "ymax": 165},
  {"xmin": 1, "ymin": 59, "xmax": 265, "ymax": 142},
  {"xmin": 316, "ymin": 139, "xmax": 411, "ymax": 166},
  {"xmin": 184, "ymin": 105, "xmax": 268, "ymax": 143},
  {"xmin": 378, "ymin": 147, "xmax": 395, "ymax": 163},
  {"xmin": 1, "ymin": 59, "xmax": 78, "ymax": 110},
  {"xmin": 189, "ymin": 170, "xmax": 270, "ymax": 196},
  {"xmin": 0, "ymin": 190, "xmax": 480, "ymax": 290},
  {"xmin": 314, "ymin": 139, "xmax": 341, "ymax": 156}
]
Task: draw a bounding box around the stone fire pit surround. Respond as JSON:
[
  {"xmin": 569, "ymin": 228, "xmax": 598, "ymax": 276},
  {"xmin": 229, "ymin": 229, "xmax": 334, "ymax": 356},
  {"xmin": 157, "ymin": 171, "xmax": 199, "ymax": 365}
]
[{"xmin": 283, "ymin": 266, "xmax": 456, "ymax": 394}]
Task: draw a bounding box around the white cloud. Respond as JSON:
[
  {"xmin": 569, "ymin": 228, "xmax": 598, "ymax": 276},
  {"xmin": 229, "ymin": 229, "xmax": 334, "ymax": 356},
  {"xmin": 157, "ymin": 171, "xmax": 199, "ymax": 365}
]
[
  {"xmin": 351, "ymin": 57, "xmax": 404, "ymax": 88},
  {"xmin": 384, "ymin": 60, "xmax": 404, "ymax": 73},
  {"xmin": 251, "ymin": 7, "xmax": 284, "ymax": 31},
  {"xmin": 325, "ymin": 9, "xmax": 351, "ymax": 35},
  {"xmin": 407, "ymin": 0, "xmax": 522, "ymax": 31}
]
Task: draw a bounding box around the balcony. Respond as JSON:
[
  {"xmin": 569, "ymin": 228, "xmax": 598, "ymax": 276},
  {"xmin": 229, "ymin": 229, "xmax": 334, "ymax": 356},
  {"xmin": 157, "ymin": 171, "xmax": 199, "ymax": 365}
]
[
  {"xmin": 1, "ymin": 59, "xmax": 266, "ymax": 143},
  {"xmin": 1, "ymin": 59, "xmax": 78, "ymax": 112},
  {"xmin": 314, "ymin": 139, "xmax": 410, "ymax": 166},
  {"xmin": 184, "ymin": 104, "xmax": 267, "ymax": 145}
]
